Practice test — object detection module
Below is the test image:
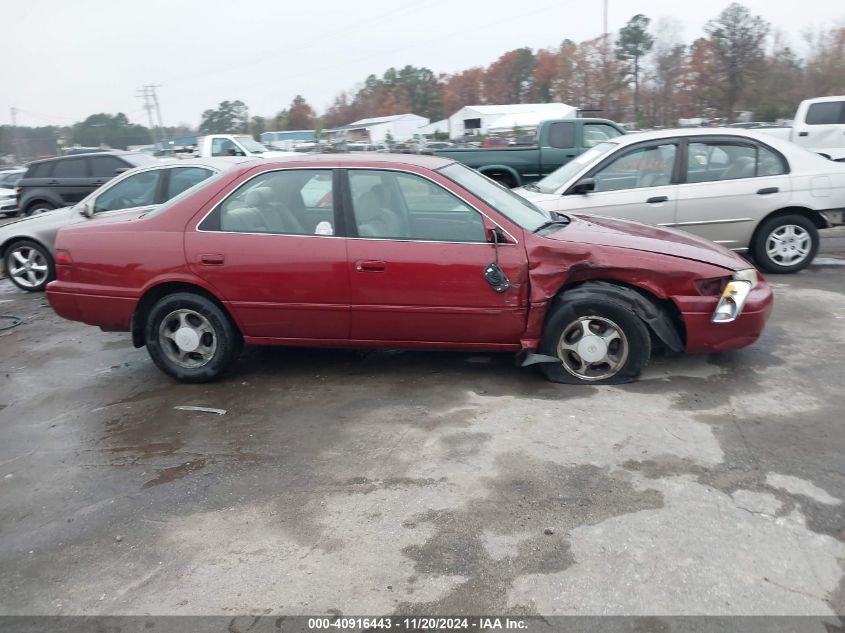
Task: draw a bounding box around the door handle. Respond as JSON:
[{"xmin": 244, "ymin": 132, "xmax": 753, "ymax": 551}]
[
  {"xmin": 200, "ymin": 253, "xmax": 225, "ymax": 265},
  {"xmin": 646, "ymin": 196, "xmax": 668, "ymax": 204},
  {"xmin": 48, "ymin": 179, "xmax": 59, "ymax": 185},
  {"xmin": 798, "ymin": 131, "xmax": 808, "ymax": 137},
  {"xmin": 757, "ymin": 187, "xmax": 779, "ymax": 195},
  {"xmin": 93, "ymin": 180, "xmax": 105, "ymax": 185},
  {"xmin": 355, "ymin": 260, "xmax": 386, "ymax": 272}
]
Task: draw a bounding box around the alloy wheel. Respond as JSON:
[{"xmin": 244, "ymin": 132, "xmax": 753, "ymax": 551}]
[
  {"xmin": 7, "ymin": 246, "xmax": 50, "ymax": 289},
  {"xmin": 556, "ymin": 316, "xmax": 629, "ymax": 381}
]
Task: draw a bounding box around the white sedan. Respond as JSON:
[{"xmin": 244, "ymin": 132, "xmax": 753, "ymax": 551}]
[{"xmin": 514, "ymin": 128, "xmax": 845, "ymax": 273}]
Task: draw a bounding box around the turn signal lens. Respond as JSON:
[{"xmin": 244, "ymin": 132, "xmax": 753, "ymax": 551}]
[{"xmin": 54, "ymin": 249, "xmax": 73, "ymax": 266}]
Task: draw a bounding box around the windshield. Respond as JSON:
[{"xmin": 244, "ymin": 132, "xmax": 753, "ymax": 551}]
[
  {"xmin": 235, "ymin": 136, "xmax": 268, "ymax": 153},
  {"xmin": 533, "ymin": 141, "xmax": 617, "ymax": 193},
  {"xmin": 439, "ymin": 163, "xmax": 550, "ymax": 231},
  {"xmin": 142, "ymin": 169, "xmax": 226, "ymax": 218}
]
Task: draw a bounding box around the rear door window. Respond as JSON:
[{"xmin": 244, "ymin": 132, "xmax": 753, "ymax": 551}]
[
  {"xmin": 202, "ymin": 169, "xmax": 334, "ymax": 235},
  {"xmin": 52, "ymin": 158, "xmax": 88, "ymax": 178}
]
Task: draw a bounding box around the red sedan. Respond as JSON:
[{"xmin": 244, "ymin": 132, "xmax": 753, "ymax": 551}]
[{"xmin": 46, "ymin": 154, "xmax": 773, "ymax": 384}]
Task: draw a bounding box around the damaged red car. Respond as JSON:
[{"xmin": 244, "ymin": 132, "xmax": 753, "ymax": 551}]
[{"xmin": 46, "ymin": 154, "xmax": 773, "ymax": 384}]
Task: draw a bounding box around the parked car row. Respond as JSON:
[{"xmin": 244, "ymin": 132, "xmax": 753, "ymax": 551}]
[{"xmin": 10, "ymin": 121, "xmax": 843, "ymax": 387}]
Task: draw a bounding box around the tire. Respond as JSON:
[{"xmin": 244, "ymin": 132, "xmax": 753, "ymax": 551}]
[
  {"xmin": 751, "ymin": 213, "xmax": 819, "ymax": 274},
  {"xmin": 4, "ymin": 240, "xmax": 55, "ymax": 292},
  {"xmin": 144, "ymin": 292, "xmax": 241, "ymax": 383},
  {"xmin": 538, "ymin": 293, "xmax": 652, "ymax": 385},
  {"xmin": 24, "ymin": 201, "xmax": 56, "ymax": 217}
]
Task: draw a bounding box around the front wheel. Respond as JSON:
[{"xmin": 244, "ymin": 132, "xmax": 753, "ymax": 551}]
[
  {"xmin": 751, "ymin": 214, "xmax": 819, "ymax": 274},
  {"xmin": 538, "ymin": 295, "xmax": 652, "ymax": 385},
  {"xmin": 144, "ymin": 292, "xmax": 241, "ymax": 383},
  {"xmin": 4, "ymin": 240, "xmax": 55, "ymax": 292}
]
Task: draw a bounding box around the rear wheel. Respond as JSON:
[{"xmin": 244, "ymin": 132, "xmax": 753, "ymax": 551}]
[
  {"xmin": 144, "ymin": 292, "xmax": 241, "ymax": 383},
  {"xmin": 752, "ymin": 213, "xmax": 818, "ymax": 274},
  {"xmin": 539, "ymin": 293, "xmax": 652, "ymax": 385},
  {"xmin": 4, "ymin": 240, "xmax": 54, "ymax": 292},
  {"xmin": 24, "ymin": 201, "xmax": 56, "ymax": 217}
]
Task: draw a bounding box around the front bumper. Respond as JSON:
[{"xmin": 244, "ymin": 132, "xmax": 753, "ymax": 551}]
[
  {"xmin": 0, "ymin": 200, "xmax": 18, "ymax": 215},
  {"xmin": 676, "ymin": 279, "xmax": 774, "ymax": 353}
]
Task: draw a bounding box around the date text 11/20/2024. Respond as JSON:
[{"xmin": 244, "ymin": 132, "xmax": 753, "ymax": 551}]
[{"xmin": 307, "ymin": 617, "xmax": 528, "ymax": 630}]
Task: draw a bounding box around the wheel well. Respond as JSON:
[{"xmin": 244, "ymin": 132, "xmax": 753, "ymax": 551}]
[
  {"xmin": 749, "ymin": 207, "xmax": 827, "ymax": 248},
  {"xmin": 132, "ymin": 282, "xmax": 240, "ymax": 348},
  {"xmin": 480, "ymin": 168, "xmax": 519, "ymax": 188},
  {"xmin": 24, "ymin": 198, "xmax": 56, "ymax": 212},
  {"xmin": 0, "ymin": 237, "xmax": 53, "ymax": 263},
  {"xmin": 554, "ymin": 279, "xmax": 687, "ymax": 352}
]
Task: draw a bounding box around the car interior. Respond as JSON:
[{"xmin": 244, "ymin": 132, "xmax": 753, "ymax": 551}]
[{"xmin": 213, "ymin": 169, "xmax": 486, "ymax": 242}]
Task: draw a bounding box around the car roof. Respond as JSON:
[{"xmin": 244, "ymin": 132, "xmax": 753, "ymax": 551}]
[
  {"xmin": 255, "ymin": 152, "xmax": 456, "ymax": 170},
  {"xmin": 614, "ymin": 127, "xmax": 788, "ymax": 146},
  {"xmin": 155, "ymin": 156, "xmax": 261, "ymax": 170},
  {"xmin": 26, "ymin": 151, "xmax": 138, "ymax": 165}
]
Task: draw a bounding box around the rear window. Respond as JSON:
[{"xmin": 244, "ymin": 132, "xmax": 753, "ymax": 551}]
[
  {"xmin": 806, "ymin": 101, "xmax": 845, "ymax": 125},
  {"xmin": 90, "ymin": 155, "xmax": 130, "ymax": 177},
  {"xmin": 52, "ymin": 158, "xmax": 88, "ymax": 178},
  {"xmin": 26, "ymin": 162, "xmax": 53, "ymax": 178}
]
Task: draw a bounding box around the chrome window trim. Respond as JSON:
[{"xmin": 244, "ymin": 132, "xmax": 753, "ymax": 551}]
[
  {"xmin": 658, "ymin": 217, "xmax": 753, "ymax": 227},
  {"xmin": 195, "ymin": 165, "xmax": 519, "ymax": 245}
]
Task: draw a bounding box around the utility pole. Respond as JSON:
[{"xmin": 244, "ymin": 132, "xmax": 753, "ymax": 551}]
[
  {"xmin": 147, "ymin": 84, "xmax": 167, "ymax": 145},
  {"xmin": 10, "ymin": 107, "xmax": 23, "ymax": 163},
  {"xmin": 137, "ymin": 85, "xmax": 161, "ymax": 148}
]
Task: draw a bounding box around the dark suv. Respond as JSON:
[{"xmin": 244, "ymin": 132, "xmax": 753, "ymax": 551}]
[{"xmin": 15, "ymin": 152, "xmax": 158, "ymax": 217}]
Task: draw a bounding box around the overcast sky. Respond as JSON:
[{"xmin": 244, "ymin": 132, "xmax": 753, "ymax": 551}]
[{"xmin": 4, "ymin": 0, "xmax": 844, "ymax": 128}]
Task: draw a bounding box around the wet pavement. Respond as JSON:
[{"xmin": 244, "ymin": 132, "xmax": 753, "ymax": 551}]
[{"xmin": 0, "ymin": 230, "xmax": 843, "ymax": 616}]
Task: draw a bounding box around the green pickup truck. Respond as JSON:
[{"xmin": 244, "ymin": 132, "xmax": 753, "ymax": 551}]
[{"xmin": 433, "ymin": 118, "xmax": 625, "ymax": 187}]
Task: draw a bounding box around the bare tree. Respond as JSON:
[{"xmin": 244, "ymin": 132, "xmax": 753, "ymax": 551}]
[{"xmin": 705, "ymin": 3, "xmax": 770, "ymax": 121}]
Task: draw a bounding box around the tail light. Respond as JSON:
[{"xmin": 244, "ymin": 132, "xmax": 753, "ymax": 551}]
[{"xmin": 55, "ymin": 249, "xmax": 73, "ymax": 266}]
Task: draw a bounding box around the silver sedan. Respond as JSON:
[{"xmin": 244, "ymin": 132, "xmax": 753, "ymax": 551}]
[
  {"xmin": 514, "ymin": 128, "xmax": 845, "ymax": 273},
  {"xmin": 0, "ymin": 157, "xmax": 256, "ymax": 291}
]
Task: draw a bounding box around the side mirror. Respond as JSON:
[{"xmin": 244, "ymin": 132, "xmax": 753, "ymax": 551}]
[
  {"xmin": 569, "ymin": 177, "xmax": 596, "ymax": 195},
  {"xmin": 485, "ymin": 225, "xmax": 508, "ymax": 244},
  {"xmin": 79, "ymin": 202, "xmax": 94, "ymax": 218}
]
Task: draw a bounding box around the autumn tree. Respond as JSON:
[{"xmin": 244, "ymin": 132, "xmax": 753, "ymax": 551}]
[
  {"xmin": 704, "ymin": 3, "xmax": 770, "ymax": 121},
  {"xmin": 441, "ymin": 67, "xmax": 485, "ymax": 114},
  {"xmin": 287, "ymin": 95, "xmax": 316, "ymax": 130},
  {"xmin": 616, "ymin": 14, "xmax": 654, "ymax": 118},
  {"xmin": 484, "ymin": 48, "xmax": 536, "ymax": 103},
  {"xmin": 531, "ymin": 48, "xmax": 559, "ymax": 102}
]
